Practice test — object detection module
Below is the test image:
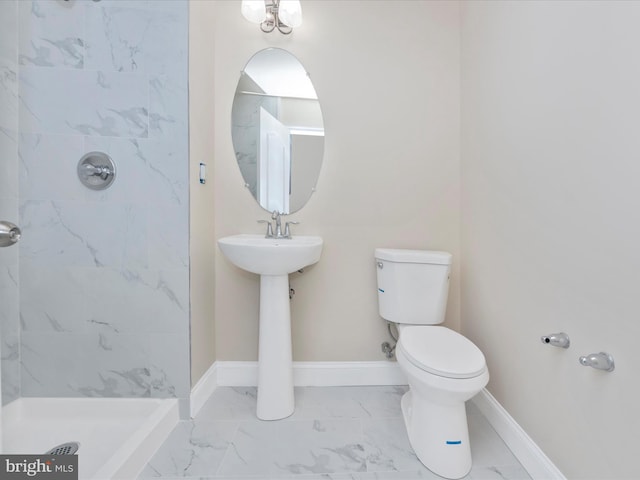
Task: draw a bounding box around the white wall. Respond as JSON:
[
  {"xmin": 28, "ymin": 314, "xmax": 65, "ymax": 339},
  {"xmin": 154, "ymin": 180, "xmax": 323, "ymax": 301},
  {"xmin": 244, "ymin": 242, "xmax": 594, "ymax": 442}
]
[
  {"xmin": 189, "ymin": 1, "xmax": 217, "ymax": 386},
  {"xmin": 461, "ymin": 1, "xmax": 640, "ymax": 478},
  {"xmin": 210, "ymin": 0, "xmax": 461, "ymax": 361}
]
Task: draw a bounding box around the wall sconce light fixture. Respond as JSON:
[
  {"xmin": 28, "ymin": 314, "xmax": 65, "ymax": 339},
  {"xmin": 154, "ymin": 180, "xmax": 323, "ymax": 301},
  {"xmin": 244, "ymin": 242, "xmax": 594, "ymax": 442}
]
[{"xmin": 241, "ymin": 0, "xmax": 302, "ymax": 35}]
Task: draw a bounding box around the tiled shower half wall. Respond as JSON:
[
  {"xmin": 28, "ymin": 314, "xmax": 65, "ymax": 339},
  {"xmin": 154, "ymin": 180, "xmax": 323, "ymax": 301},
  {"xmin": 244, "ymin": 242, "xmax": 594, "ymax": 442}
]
[{"xmin": 1, "ymin": 0, "xmax": 190, "ymax": 405}]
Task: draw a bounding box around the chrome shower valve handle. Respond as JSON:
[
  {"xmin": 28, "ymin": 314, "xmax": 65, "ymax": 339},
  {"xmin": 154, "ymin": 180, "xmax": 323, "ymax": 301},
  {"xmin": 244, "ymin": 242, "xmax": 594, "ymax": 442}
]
[
  {"xmin": 77, "ymin": 152, "xmax": 116, "ymax": 190},
  {"xmin": 82, "ymin": 163, "xmax": 113, "ymax": 180}
]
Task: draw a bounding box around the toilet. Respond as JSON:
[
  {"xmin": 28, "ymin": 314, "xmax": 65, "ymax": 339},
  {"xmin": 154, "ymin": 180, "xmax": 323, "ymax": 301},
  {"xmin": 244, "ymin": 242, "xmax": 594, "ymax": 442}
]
[{"xmin": 375, "ymin": 248, "xmax": 489, "ymax": 480}]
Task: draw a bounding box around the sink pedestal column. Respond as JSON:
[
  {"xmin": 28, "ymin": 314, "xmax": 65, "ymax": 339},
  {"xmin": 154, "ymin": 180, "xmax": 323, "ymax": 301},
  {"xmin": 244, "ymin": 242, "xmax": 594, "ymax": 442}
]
[{"xmin": 256, "ymin": 274, "xmax": 294, "ymax": 420}]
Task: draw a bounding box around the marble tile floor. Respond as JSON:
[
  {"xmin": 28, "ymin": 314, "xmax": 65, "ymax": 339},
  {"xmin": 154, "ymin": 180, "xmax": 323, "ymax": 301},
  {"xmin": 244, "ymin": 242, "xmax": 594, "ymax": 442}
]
[{"xmin": 138, "ymin": 386, "xmax": 531, "ymax": 480}]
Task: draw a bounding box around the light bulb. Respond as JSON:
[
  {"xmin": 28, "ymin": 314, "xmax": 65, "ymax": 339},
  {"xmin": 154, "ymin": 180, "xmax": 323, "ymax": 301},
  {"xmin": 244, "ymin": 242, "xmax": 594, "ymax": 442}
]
[
  {"xmin": 241, "ymin": 0, "xmax": 266, "ymax": 24},
  {"xmin": 278, "ymin": 0, "xmax": 302, "ymax": 28}
]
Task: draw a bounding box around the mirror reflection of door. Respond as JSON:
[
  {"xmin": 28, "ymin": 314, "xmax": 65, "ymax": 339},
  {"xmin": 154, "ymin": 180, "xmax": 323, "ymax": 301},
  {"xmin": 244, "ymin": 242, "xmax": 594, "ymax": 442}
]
[{"xmin": 259, "ymin": 107, "xmax": 291, "ymax": 214}]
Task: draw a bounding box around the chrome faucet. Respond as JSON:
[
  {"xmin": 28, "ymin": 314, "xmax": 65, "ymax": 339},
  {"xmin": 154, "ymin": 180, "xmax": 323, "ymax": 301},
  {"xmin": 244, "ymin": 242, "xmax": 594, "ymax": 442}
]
[
  {"xmin": 257, "ymin": 211, "xmax": 298, "ymax": 239},
  {"xmin": 272, "ymin": 210, "xmax": 283, "ymax": 238}
]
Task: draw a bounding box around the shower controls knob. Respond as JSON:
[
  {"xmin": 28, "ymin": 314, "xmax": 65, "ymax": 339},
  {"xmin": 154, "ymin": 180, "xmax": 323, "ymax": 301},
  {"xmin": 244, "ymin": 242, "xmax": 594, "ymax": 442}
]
[{"xmin": 77, "ymin": 152, "xmax": 116, "ymax": 190}]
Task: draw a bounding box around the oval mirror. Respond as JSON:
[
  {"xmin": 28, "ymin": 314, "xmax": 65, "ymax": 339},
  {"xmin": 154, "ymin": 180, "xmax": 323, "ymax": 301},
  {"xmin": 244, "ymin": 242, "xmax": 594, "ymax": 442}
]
[{"xmin": 231, "ymin": 48, "xmax": 325, "ymax": 214}]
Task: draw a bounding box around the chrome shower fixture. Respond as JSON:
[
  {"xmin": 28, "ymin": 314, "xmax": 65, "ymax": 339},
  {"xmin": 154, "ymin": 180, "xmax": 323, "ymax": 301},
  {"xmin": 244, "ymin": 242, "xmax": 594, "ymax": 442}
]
[{"xmin": 77, "ymin": 152, "xmax": 116, "ymax": 190}]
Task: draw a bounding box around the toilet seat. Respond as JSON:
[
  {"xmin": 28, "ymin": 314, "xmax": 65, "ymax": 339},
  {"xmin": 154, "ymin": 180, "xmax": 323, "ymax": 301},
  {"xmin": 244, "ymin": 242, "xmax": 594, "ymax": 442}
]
[{"xmin": 398, "ymin": 326, "xmax": 486, "ymax": 379}]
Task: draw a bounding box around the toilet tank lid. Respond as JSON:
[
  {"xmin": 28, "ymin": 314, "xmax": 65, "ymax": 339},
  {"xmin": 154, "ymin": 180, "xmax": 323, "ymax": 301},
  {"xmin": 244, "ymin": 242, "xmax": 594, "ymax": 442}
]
[{"xmin": 375, "ymin": 248, "xmax": 452, "ymax": 265}]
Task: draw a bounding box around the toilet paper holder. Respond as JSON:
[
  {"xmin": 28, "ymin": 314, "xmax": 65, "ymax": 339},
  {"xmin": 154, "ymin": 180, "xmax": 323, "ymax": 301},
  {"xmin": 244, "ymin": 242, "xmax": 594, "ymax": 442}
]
[
  {"xmin": 541, "ymin": 332, "xmax": 570, "ymax": 348},
  {"xmin": 579, "ymin": 352, "xmax": 615, "ymax": 372}
]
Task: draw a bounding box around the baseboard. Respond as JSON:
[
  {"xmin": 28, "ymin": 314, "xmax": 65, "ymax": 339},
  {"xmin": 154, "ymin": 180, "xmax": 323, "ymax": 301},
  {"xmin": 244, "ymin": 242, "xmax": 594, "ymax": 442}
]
[
  {"xmin": 189, "ymin": 362, "xmax": 219, "ymax": 418},
  {"xmin": 293, "ymin": 361, "xmax": 408, "ymax": 386},
  {"xmin": 189, "ymin": 360, "xmax": 405, "ymax": 416},
  {"xmin": 215, "ymin": 360, "xmax": 408, "ymax": 387},
  {"xmin": 215, "ymin": 361, "xmax": 256, "ymax": 386},
  {"xmin": 471, "ymin": 389, "xmax": 566, "ymax": 480}
]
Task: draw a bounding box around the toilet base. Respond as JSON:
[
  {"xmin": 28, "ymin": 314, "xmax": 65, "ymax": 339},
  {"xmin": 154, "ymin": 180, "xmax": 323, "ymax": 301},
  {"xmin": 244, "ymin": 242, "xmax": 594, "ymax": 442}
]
[{"xmin": 401, "ymin": 390, "xmax": 472, "ymax": 479}]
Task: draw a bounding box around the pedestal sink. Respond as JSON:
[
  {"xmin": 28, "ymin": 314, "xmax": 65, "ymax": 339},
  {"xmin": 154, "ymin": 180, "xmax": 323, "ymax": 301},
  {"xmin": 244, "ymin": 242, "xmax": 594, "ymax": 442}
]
[{"xmin": 217, "ymin": 234, "xmax": 323, "ymax": 420}]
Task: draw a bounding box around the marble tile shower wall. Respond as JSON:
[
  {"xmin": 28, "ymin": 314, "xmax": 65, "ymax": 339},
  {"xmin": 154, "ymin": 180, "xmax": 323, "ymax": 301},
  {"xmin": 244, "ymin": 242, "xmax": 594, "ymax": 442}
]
[
  {"xmin": 232, "ymin": 94, "xmax": 278, "ymax": 199},
  {"xmin": 0, "ymin": 0, "xmax": 20, "ymax": 406},
  {"xmin": 16, "ymin": 0, "xmax": 190, "ymax": 400}
]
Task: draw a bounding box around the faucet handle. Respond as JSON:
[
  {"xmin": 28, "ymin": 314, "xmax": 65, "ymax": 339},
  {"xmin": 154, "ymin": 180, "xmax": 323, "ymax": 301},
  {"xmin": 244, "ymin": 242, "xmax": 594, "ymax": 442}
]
[
  {"xmin": 257, "ymin": 220, "xmax": 273, "ymax": 238},
  {"xmin": 284, "ymin": 221, "xmax": 299, "ymax": 238}
]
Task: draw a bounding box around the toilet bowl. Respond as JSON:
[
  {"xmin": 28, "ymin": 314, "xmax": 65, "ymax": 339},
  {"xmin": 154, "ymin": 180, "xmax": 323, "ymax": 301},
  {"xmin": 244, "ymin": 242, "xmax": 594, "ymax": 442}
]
[
  {"xmin": 396, "ymin": 325, "xmax": 489, "ymax": 479},
  {"xmin": 374, "ymin": 248, "xmax": 489, "ymax": 479}
]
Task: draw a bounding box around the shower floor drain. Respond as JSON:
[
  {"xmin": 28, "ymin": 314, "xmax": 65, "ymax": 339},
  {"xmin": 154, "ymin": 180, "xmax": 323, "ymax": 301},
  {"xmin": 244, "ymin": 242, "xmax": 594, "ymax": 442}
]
[{"xmin": 45, "ymin": 442, "xmax": 80, "ymax": 455}]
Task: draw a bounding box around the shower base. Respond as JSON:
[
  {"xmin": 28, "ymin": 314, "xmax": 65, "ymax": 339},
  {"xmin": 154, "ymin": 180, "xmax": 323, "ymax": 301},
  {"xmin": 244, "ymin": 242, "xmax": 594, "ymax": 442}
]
[{"xmin": 1, "ymin": 397, "xmax": 179, "ymax": 479}]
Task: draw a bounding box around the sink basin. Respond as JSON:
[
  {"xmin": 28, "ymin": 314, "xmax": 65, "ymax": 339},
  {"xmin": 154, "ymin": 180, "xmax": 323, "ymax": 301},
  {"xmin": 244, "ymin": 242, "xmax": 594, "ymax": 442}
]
[
  {"xmin": 217, "ymin": 234, "xmax": 323, "ymax": 275},
  {"xmin": 217, "ymin": 233, "xmax": 323, "ymax": 420}
]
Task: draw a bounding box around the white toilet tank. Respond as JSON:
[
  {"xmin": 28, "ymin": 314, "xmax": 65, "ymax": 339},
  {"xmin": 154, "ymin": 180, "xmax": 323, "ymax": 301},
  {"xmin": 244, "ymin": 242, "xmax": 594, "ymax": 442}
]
[{"xmin": 375, "ymin": 248, "xmax": 452, "ymax": 325}]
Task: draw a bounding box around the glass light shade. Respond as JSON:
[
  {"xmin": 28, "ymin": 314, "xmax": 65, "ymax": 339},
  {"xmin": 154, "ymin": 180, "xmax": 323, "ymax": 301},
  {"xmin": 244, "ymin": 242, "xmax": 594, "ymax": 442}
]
[
  {"xmin": 278, "ymin": 0, "xmax": 302, "ymax": 28},
  {"xmin": 241, "ymin": 0, "xmax": 266, "ymax": 24}
]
